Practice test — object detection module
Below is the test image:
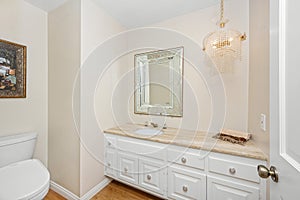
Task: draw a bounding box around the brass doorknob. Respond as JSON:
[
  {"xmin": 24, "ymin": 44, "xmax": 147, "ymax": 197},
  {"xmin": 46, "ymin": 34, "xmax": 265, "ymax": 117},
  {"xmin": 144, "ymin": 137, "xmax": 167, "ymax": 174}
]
[{"xmin": 257, "ymin": 165, "xmax": 279, "ymax": 182}]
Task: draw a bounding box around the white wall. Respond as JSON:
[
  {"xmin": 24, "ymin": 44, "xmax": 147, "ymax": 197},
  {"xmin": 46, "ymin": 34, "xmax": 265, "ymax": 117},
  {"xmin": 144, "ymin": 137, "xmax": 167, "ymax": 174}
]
[
  {"xmin": 48, "ymin": 0, "xmax": 81, "ymax": 196},
  {"xmin": 80, "ymin": 0, "xmax": 125, "ymax": 195},
  {"xmin": 0, "ymin": 0, "xmax": 48, "ymax": 165}
]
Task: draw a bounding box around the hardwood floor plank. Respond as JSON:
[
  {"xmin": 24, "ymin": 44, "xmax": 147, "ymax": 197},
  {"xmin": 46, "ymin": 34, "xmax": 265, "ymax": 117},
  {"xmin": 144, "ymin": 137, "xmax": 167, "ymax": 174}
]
[
  {"xmin": 44, "ymin": 181, "xmax": 162, "ymax": 200},
  {"xmin": 91, "ymin": 181, "xmax": 162, "ymax": 200},
  {"xmin": 44, "ymin": 189, "xmax": 66, "ymax": 200}
]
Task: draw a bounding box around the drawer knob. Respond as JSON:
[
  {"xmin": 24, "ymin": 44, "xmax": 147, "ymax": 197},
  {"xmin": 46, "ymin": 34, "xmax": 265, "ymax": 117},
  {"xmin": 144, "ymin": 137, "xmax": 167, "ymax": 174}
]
[
  {"xmin": 124, "ymin": 167, "xmax": 128, "ymax": 173},
  {"xmin": 107, "ymin": 162, "xmax": 111, "ymax": 167},
  {"xmin": 147, "ymin": 174, "xmax": 152, "ymax": 180},
  {"xmin": 182, "ymin": 185, "xmax": 188, "ymax": 192},
  {"xmin": 181, "ymin": 157, "xmax": 187, "ymax": 164},
  {"xmin": 108, "ymin": 141, "xmax": 112, "ymax": 146},
  {"xmin": 229, "ymin": 167, "xmax": 236, "ymax": 174}
]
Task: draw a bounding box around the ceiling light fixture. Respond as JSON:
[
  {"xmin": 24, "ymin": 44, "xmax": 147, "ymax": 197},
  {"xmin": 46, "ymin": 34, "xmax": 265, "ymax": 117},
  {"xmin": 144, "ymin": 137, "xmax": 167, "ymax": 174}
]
[{"xmin": 203, "ymin": 0, "xmax": 246, "ymax": 72}]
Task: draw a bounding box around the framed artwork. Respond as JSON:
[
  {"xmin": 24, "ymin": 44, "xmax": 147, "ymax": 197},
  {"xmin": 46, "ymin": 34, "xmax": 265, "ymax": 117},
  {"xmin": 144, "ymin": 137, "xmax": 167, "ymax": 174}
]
[{"xmin": 0, "ymin": 39, "xmax": 26, "ymax": 98}]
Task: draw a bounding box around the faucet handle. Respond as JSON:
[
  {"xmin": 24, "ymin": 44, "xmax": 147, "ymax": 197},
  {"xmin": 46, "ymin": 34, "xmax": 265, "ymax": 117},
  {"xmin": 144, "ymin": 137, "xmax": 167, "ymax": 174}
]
[
  {"xmin": 150, "ymin": 122, "xmax": 158, "ymax": 128},
  {"xmin": 163, "ymin": 123, "xmax": 167, "ymax": 129}
]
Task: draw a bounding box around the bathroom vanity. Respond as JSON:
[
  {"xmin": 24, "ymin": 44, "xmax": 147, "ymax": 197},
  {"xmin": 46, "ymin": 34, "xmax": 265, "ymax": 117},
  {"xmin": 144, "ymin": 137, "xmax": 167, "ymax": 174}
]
[{"xmin": 104, "ymin": 124, "xmax": 267, "ymax": 200}]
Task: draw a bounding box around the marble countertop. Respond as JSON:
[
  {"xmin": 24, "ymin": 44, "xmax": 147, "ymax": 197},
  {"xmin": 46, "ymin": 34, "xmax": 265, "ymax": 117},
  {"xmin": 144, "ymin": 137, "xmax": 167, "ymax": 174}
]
[{"xmin": 104, "ymin": 123, "xmax": 268, "ymax": 161}]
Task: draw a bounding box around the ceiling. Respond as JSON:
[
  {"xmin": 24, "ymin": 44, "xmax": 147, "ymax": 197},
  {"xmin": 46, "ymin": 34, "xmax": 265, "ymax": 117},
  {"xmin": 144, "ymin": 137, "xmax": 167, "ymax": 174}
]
[
  {"xmin": 93, "ymin": 0, "xmax": 219, "ymax": 28},
  {"xmin": 24, "ymin": 0, "xmax": 219, "ymax": 28},
  {"xmin": 24, "ymin": 0, "xmax": 68, "ymax": 12}
]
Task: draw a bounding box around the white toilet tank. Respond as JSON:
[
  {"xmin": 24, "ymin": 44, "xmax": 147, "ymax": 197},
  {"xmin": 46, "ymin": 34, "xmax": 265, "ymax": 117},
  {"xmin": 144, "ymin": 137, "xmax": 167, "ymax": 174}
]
[{"xmin": 0, "ymin": 132, "xmax": 37, "ymax": 168}]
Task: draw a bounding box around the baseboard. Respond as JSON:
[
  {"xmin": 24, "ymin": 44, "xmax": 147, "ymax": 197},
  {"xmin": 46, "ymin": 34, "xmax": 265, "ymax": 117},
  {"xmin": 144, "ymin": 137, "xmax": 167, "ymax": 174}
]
[
  {"xmin": 50, "ymin": 177, "xmax": 112, "ymax": 200},
  {"xmin": 50, "ymin": 181, "xmax": 79, "ymax": 200},
  {"xmin": 80, "ymin": 178, "xmax": 112, "ymax": 200}
]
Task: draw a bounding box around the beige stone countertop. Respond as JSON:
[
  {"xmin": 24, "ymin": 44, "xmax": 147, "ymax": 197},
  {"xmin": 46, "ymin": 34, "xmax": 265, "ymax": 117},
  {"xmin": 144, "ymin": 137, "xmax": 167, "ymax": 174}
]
[{"xmin": 104, "ymin": 123, "xmax": 268, "ymax": 161}]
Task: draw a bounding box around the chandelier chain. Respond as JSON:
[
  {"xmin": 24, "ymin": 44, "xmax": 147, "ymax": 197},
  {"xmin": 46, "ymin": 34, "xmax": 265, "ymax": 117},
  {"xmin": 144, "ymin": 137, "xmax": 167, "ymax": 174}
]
[{"xmin": 220, "ymin": 0, "xmax": 224, "ymax": 22}]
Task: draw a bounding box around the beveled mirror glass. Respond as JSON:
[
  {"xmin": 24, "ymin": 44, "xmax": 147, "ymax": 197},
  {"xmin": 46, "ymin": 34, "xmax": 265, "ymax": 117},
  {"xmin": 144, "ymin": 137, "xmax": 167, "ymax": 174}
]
[{"xmin": 134, "ymin": 47, "xmax": 183, "ymax": 117}]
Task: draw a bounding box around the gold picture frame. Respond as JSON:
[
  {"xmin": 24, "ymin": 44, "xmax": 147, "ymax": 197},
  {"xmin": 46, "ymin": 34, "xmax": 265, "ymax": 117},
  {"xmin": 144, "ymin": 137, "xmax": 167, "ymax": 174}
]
[{"xmin": 0, "ymin": 39, "xmax": 26, "ymax": 98}]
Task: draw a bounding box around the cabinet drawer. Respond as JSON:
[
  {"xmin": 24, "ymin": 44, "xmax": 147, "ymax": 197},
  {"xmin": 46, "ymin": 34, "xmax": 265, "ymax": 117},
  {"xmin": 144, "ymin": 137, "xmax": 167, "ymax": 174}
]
[
  {"xmin": 207, "ymin": 176, "xmax": 260, "ymax": 200},
  {"xmin": 139, "ymin": 158, "xmax": 166, "ymax": 195},
  {"xmin": 167, "ymin": 148, "xmax": 205, "ymax": 170},
  {"xmin": 117, "ymin": 152, "xmax": 138, "ymax": 184},
  {"xmin": 208, "ymin": 156, "xmax": 260, "ymax": 183},
  {"xmin": 118, "ymin": 137, "xmax": 165, "ymax": 160},
  {"xmin": 168, "ymin": 165, "xmax": 206, "ymax": 200}
]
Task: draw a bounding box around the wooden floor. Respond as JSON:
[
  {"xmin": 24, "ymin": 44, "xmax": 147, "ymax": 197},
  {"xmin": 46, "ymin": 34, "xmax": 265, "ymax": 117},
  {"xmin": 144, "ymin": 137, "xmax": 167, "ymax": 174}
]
[
  {"xmin": 44, "ymin": 190, "xmax": 66, "ymax": 200},
  {"xmin": 45, "ymin": 181, "xmax": 162, "ymax": 200}
]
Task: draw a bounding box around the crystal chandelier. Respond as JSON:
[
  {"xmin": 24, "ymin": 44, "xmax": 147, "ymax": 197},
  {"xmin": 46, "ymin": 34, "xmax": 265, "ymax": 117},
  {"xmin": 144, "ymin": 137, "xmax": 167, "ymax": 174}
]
[{"xmin": 203, "ymin": 0, "xmax": 246, "ymax": 72}]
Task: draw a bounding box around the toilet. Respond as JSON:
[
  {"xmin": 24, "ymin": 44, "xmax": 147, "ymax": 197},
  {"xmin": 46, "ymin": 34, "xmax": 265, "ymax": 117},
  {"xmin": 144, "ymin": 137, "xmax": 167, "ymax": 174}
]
[{"xmin": 0, "ymin": 133, "xmax": 50, "ymax": 200}]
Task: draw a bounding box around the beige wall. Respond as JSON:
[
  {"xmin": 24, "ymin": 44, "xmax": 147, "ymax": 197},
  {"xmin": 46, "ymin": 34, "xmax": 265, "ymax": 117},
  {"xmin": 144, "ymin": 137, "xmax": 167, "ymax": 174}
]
[
  {"xmin": 48, "ymin": 0, "xmax": 81, "ymax": 196},
  {"xmin": 80, "ymin": 0, "xmax": 125, "ymax": 195},
  {"xmin": 0, "ymin": 0, "xmax": 48, "ymax": 165},
  {"xmin": 248, "ymin": 0, "xmax": 270, "ymax": 158}
]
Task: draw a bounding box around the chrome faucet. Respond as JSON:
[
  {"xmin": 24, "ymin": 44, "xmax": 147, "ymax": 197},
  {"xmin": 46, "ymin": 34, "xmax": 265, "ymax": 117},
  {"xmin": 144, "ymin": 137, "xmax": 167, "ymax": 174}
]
[{"xmin": 144, "ymin": 121, "xmax": 166, "ymax": 129}]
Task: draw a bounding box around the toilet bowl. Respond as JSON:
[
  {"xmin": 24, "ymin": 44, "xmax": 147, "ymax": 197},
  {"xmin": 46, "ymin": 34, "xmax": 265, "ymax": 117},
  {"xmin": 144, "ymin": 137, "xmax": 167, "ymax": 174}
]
[
  {"xmin": 0, "ymin": 159, "xmax": 50, "ymax": 200},
  {"xmin": 0, "ymin": 133, "xmax": 50, "ymax": 200}
]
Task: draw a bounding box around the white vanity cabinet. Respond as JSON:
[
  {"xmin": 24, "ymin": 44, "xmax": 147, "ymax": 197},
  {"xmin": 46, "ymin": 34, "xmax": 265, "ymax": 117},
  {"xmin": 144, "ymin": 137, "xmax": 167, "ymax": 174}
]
[
  {"xmin": 104, "ymin": 133, "xmax": 266, "ymax": 200},
  {"xmin": 104, "ymin": 134, "xmax": 168, "ymax": 199}
]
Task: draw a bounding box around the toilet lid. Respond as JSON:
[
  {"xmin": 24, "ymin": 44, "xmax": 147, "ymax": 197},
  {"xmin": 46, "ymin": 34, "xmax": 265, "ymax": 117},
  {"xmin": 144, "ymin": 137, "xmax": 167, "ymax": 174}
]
[{"xmin": 0, "ymin": 159, "xmax": 50, "ymax": 200}]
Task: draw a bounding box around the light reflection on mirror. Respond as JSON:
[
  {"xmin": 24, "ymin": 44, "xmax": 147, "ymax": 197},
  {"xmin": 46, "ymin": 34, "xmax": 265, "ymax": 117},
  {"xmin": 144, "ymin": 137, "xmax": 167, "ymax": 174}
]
[{"xmin": 134, "ymin": 47, "xmax": 183, "ymax": 117}]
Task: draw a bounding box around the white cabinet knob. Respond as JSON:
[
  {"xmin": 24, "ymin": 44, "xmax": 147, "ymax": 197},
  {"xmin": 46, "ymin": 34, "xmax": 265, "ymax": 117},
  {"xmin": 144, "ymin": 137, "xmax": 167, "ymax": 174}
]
[
  {"xmin": 108, "ymin": 141, "xmax": 111, "ymax": 146},
  {"xmin": 107, "ymin": 162, "xmax": 111, "ymax": 167},
  {"xmin": 229, "ymin": 167, "xmax": 236, "ymax": 174},
  {"xmin": 124, "ymin": 167, "xmax": 128, "ymax": 173},
  {"xmin": 181, "ymin": 157, "xmax": 187, "ymax": 164},
  {"xmin": 182, "ymin": 185, "xmax": 188, "ymax": 192}
]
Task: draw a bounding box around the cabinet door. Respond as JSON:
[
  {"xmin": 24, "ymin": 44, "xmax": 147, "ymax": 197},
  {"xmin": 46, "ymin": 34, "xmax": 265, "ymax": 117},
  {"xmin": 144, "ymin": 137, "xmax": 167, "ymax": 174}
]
[
  {"xmin": 207, "ymin": 176, "xmax": 260, "ymax": 200},
  {"xmin": 105, "ymin": 148, "xmax": 116, "ymax": 177},
  {"xmin": 139, "ymin": 158, "xmax": 166, "ymax": 196},
  {"xmin": 118, "ymin": 152, "xmax": 138, "ymax": 184},
  {"xmin": 168, "ymin": 165, "xmax": 206, "ymax": 200}
]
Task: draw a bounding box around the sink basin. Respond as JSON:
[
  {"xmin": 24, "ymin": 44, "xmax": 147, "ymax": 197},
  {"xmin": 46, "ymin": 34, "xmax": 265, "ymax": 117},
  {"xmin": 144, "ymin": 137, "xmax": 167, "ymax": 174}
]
[{"xmin": 134, "ymin": 128, "xmax": 163, "ymax": 136}]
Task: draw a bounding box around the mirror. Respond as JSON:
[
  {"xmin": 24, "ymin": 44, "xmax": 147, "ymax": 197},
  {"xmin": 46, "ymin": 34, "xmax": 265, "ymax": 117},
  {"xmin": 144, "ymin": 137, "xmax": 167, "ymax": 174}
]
[{"xmin": 134, "ymin": 47, "xmax": 183, "ymax": 117}]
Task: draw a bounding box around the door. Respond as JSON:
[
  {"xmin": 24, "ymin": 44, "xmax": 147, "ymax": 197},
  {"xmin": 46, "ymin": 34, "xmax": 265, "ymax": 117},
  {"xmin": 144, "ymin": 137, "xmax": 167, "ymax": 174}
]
[
  {"xmin": 118, "ymin": 152, "xmax": 138, "ymax": 184},
  {"xmin": 270, "ymin": 0, "xmax": 300, "ymax": 199},
  {"xmin": 104, "ymin": 147, "xmax": 116, "ymax": 177},
  {"xmin": 139, "ymin": 158, "xmax": 166, "ymax": 195}
]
